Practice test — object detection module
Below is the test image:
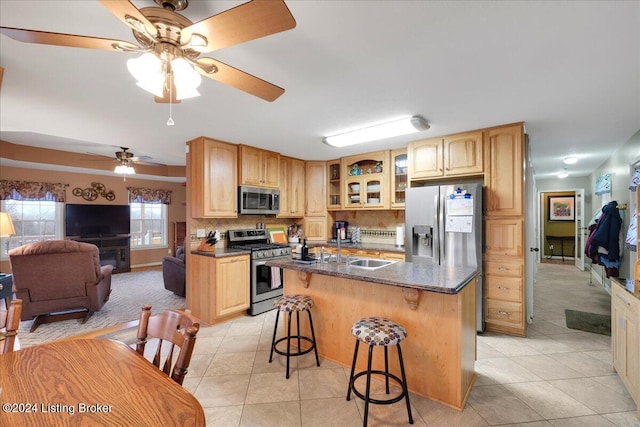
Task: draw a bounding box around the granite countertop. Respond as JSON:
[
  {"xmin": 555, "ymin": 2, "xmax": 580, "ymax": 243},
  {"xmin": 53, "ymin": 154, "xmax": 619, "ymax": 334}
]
[
  {"xmin": 612, "ymin": 277, "xmax": 640, "ymax": 301},
  {"xmin": 191, "ymin": 248, "xmax": 250, "ymax": 258},
  {"xmin": 267, "ymin": 259, "xmax": 478, "ymax": 294},
  {"xmin": 309, "ymin": 241, "xmax": 405, "ymax": 253}
]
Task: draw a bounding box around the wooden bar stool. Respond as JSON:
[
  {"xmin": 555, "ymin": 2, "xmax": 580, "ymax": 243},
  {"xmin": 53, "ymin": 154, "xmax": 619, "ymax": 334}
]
[
  {"xmin": 269, "ymin": 294, "xmax": 320, "ymax": 379},
  {"xmin": 346, "ymin": 316, "xmax": 413, "ymax": 426}
]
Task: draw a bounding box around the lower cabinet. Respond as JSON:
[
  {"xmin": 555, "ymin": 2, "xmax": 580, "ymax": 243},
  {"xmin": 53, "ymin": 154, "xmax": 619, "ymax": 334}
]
[
  {"xmin": 612, "ymin": 280, "xmax": 639, "ymax": 408},
  {"xmin": 188, "ymin": 253, "xmax": 250, "ymax": 323}
]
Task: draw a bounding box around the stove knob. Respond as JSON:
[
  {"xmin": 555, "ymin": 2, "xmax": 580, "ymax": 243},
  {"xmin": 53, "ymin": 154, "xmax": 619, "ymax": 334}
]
[{"xmin": 256, "ymin": 252, "xmax": 264, "ymax": 258}]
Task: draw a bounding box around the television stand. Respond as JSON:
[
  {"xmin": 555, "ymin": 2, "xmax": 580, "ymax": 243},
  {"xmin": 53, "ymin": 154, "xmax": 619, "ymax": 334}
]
[{"xmin": 68, "ymin": 236, "xmax": 131, "ymax": 274}]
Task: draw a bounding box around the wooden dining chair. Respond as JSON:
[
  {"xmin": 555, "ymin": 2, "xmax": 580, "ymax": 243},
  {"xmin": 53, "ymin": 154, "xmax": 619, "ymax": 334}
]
[
  {"xmin": 135, "ymin": 304, "xmax": 200, "ymax": 385},
  {"xmin": 1, "ymin": 299, "xmax": 22, "ymax": 353}
]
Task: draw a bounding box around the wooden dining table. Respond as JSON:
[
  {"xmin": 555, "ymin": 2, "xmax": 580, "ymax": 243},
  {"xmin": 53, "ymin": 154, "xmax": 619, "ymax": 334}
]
[{"xmin": 0, "ymin": 338, "xmax": 205, "ymax": 426}]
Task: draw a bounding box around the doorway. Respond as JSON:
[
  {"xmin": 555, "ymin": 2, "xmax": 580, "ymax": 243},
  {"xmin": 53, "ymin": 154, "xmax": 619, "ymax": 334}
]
[{"xmin": 539, "ymin": 189, "xmax": 586, "ymax": 270}]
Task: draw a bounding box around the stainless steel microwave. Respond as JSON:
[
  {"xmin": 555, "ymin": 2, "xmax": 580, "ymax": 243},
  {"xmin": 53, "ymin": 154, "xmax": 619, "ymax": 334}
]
[{"xmin": 238, "ymin": 186, "xmax": 280, "ymax": 215}]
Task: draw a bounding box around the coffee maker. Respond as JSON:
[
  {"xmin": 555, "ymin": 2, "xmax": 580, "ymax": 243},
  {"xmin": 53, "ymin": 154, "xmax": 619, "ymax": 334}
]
[{"xmin": 333, "ymin": 221, "xmax": 349, "ymax": 241}]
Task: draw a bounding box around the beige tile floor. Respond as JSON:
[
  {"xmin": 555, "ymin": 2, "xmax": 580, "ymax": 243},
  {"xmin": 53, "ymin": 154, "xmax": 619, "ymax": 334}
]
[{"xmin": 181, "ymin": 263, "xmax": 640, "ymax": 426}]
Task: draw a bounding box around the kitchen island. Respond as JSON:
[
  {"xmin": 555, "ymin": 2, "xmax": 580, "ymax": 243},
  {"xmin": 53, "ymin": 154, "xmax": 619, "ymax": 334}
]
[{"xmin": 266, "ymin": 259, "xmax": 479, "ymax": 410}]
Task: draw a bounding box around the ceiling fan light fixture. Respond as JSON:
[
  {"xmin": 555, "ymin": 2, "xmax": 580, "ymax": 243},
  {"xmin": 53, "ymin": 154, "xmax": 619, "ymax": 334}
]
[
  {"xmin": 171, "ymin": 57, "xmax": 201, "ymax": 100},
  {"xmin": 323, "ymin": 116, "xmax": 430, "ymax": 148},
  {"xmin": 114, "ymin": 164, "xmax": 136, "ymax": 175},
  {"xmin": 127, "ymin": 53, "xmax": 164, "ymax": 97}
]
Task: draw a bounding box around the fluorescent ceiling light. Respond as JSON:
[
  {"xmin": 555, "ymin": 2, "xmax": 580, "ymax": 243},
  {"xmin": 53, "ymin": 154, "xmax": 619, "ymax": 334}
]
[
  {"xmin": 323, "ymin": 116, "xmax": 429, "ymax": 148},
  {"xmin": 563, "ymin": 156, "xmax": 578, "ymax": 165}
]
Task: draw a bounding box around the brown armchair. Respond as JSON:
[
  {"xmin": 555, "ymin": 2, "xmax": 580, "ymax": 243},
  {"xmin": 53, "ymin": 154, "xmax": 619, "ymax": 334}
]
[
  {"xmin": 163, "ymin": 238, "xmax": 186, "ymax": 297},
  {"xmin": 9, "ymin": 240, "xmax": 113, "ymax": 332}
]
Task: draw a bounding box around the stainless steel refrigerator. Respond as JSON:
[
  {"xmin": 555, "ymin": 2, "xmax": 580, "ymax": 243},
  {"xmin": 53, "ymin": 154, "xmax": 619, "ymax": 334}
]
[{"xmin": 405, "ymin": 182, "xmax": 484, "ymax": 332}]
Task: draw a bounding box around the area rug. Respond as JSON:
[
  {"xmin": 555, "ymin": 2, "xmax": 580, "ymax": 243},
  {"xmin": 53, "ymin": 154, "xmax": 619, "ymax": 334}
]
[
  {"xmin": 17, "ymin": 270, "xmax": 185, "ymax": 348},
  {"xmin": 565, "ymin": 309, "xmax": 611, "ymax": 336}
]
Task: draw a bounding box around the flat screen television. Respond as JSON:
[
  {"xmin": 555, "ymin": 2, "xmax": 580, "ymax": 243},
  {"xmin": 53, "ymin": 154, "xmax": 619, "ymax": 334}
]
[{"xmin": 65, "ymin": 204, "xmax": 130, "ymax": 237}]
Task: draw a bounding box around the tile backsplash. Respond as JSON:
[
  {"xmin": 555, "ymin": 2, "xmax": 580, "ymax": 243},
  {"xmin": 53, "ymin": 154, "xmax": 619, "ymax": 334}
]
[{"xmin": 189, "ymin": 210, "xmax": 406, "ymax": 247}]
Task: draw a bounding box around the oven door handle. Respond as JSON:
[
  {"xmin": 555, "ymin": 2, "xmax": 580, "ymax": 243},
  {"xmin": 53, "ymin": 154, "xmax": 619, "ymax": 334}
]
[{"xmin": 253, "ymin": 256, "xmax": 290, "ymax": 267}]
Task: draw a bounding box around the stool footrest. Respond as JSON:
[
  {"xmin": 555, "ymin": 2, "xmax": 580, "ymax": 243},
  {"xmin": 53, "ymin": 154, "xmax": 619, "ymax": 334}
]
[
  {"xmin": 349, "ymin": 370, "xmax": 408, "ymax": 405},
  {"xmin": 272, "ymin": 336, "xmax": 316, "ymax": 358}
]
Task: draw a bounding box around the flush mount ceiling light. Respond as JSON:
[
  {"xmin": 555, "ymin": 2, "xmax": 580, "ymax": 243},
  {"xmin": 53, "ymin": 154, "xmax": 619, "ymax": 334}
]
[
  {"xmin": 323, "ymin": 116, "xmax": 430, "ymax": 148},
  {"xmin": 557, "ymin": 172, "xmax": 569, "ymax": 179},
  {"xmin": 563, "ymin": 156, "xmax": 578, "ymax": 165}
]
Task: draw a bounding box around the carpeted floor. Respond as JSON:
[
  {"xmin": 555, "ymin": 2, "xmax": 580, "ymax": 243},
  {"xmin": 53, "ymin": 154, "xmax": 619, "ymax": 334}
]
[{"xmin": 16, "ymin": 269, "xmax": 185, "ymax": 348}]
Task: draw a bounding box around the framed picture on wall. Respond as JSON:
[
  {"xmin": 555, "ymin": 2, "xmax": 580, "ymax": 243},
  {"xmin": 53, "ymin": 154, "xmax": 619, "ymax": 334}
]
[{"xmin": 548, "ymin": 196, "xmax": 575, "ymax": 221}]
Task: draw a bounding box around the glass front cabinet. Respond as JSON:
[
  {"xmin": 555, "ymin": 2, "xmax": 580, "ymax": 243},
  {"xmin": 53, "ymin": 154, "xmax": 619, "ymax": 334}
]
[
  {"xmin": 327, "ymin": 160, "xmax": 341, "ymax": 210},
  {"xmin": 391, "ymin": 149, "xmax": 407, "ymax": 208},
  {"xmin": 341, "ymin": 151, "xmax": 390, "ymax": 209}
]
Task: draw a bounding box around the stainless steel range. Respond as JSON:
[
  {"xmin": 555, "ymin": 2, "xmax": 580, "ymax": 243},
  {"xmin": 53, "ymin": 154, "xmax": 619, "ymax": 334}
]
[{"xmin": 228, "ymin": 229, "xmax": 291, "ymax": 315}]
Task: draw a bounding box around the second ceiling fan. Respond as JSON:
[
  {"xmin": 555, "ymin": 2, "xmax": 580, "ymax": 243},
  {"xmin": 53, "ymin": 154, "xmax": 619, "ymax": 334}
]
[{"xmin": 0, "ymin": 0, "xmax": 296, "ymax": 102}]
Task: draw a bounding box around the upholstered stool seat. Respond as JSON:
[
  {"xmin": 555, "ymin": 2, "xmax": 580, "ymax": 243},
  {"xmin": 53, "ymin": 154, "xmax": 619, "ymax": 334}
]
[
  {"xmin": 269, "ymin": 294, "xmax": 320, "ymax": 379},
  {"xmin": 347, "ymin": 316, "xmax": 413, "ymax": 426}
]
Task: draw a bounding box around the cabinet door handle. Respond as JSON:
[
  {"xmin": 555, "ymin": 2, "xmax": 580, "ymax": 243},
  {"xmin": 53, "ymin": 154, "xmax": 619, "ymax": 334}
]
[
  {"xmin": 498, "ymin": 267, "xmax": 509, "ymax": 271},
  {"xmin": 498, "ymin": 310, "xmax": 511, "ymax": 316},
  {"xmin": 498, "ymin": 286, "xmax": 511, "ymax": 291}
]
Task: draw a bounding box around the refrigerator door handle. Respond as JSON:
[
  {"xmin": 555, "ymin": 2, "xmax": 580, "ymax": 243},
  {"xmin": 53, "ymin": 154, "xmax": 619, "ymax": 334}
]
[
  {"xmin": 438, "ymin": 191, "xmax": 445, "ymax": 265},
  {"xmin": 432, "ymin": 192, "xmax": 439, "ymax": 263}
]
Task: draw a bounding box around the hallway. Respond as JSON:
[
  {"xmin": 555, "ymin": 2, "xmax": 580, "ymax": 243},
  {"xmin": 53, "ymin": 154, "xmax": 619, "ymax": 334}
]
[{"xmin": 181, "ymin": 262, "xmax": 639, "ymax": 426}]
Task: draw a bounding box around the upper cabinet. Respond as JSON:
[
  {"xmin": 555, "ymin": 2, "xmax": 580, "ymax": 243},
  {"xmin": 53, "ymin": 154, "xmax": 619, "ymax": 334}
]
[
  {"xmin": 305, "ymin": 161, "xmax": 327, "ymax": 216},
  {"xmin": 408, "ymin": 131, "xmax": 483, "ymax": 181},
  {"xmin": 327, "ymin": 160, "xmax": 341, "ymax": 211},
  {"xmin": 342, "ymin": 151, "xmax": 390, "ymax": 210},
  {"xmin": 278, "ymin": 156, "xmax": 305, "ymax": 218},
  {"xmin": 485, "ymin": 125, "xmax": 523, "ymax": 217},
  {"xmin": 390, "ymin": 149, "xmax": 407, "ymax": 209},
  {"xmin": 188, "ymin": 137, "xmax": 238, "ymax": 218},
  {"xmin": 408, "ymin": 138, "xmax": 443, "ymax": 179},
  {"xmin": 238, "ymin": 144, "xmax": 280, "ymax": 188}
]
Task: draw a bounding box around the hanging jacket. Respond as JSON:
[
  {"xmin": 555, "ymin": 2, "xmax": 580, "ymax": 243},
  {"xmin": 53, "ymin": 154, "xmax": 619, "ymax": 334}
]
[{"xmin": 590, "ymin": 201, "xmax": 623, "ymax": 262}]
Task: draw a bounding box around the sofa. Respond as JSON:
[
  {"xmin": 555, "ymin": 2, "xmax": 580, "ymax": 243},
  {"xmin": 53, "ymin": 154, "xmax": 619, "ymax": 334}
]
[
  {"xmin": 163, "ymin": 238, "xmax": 186, "ymax": 297},
  {"xmin": 9, "ymin": 240, "xmax": 113, "ymax": 331}
]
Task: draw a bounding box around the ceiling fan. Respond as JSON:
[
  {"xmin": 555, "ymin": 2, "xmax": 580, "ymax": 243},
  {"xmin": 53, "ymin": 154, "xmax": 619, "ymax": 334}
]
[{"xmin": 0, "ymin": 0, "xmax": 296, "ymax": 103}]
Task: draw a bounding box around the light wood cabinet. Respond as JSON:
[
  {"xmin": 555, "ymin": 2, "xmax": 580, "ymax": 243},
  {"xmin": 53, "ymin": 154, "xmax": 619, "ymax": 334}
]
[
  {"xmin": 612, "ymin": 281, "xmax": 639, "ymax": 407},
  {"xmin": 342, "ymin": 151, "xmax": 390, "ymax": 209},
  {"xmin": 390, "ymin": 149, "xmax": 408, "ymax": 208},
  {"xmin": 486, "ymin": 125, "xmax": 523, "ymax": 216},
  {"xmin": 613, "ymin": 282, "xmax": 640, "ymax": 413},
  {"xmin": 187, "ymin": 253, "xmax": 250, "ymax": 323},
  {"xmin": 443, "ymin": 131, "xmax": 484, "ymax": 176},
  {"xmin": 305, "ymin": 161, "xmax": 326, "ymax": 216},
  {"xmin": 215, "ymin": 255, "xmax": 251, "ymax": 317},
  {"xmin": 408, "ymin": 138, "xmax": 443, "ymax": 179},
  {"xmin": 327, "ymin": 160, "xmax": 341, "ymax": 210},
  {"xmin": 408, "ymin": 131, "xmax": 483, "ymax": 181},
  {"xmin": 483, "ymin": 123, "xmax": 526, "ymax": 337},
  {"xmin": 303, "ymin": 216, "xmax": 328, "ymax": 242},
  {"xmin": 187, "ymin": 137, "xmax": 237, "ymax": 218},
  {"xmin": 485, "ymin": 219, "xmax": 523, "ymax": 257},
  {"xmin": 278, "ymin": 156, "xmax": 305, "ymax": 218},
  {"xmin": 304, "ymin": 161, "xmax": 328, "ymax": 242},
  {"xmin": 238, "ymin": 144, "xmax": 280, "ymax": 188}
]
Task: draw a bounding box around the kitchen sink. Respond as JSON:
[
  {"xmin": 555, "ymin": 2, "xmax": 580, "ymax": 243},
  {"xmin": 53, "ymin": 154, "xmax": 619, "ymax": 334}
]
[{"xmin": 348, "ymin": 258, "xmax": 397, "ymax": 270}]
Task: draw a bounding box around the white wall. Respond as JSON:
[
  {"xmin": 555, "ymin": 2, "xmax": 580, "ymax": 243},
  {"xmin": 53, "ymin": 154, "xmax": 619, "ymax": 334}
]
[{"xmin": 589, "ymin": 130, "xmax": 640, "ymax": 281}]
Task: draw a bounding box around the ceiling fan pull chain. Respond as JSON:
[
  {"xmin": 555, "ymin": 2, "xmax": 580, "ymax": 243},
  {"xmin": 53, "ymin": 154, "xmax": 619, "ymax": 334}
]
[{"xmin": 167, "ymin": 73, "xmax": 175, "ymax": 126}]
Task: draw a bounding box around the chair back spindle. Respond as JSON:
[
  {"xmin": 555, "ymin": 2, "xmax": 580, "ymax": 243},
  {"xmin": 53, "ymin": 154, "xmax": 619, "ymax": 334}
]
[{"xmin": 135, "ymin": 304, "xmax": 200, "ymax": 385}]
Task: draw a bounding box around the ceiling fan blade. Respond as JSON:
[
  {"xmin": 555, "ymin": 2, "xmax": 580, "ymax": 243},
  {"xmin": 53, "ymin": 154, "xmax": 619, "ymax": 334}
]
[
  {"xmin": 99, "ymin": 0, "xmax": 158, "ymax": 40},
  {"xmin": 194, "ymin": 57, "xmax": 285, "ymax": 102},
  {"xmin": 0, "ymin": 26, "xmax": 140, "ymax": 51},
  {"xmin": 181, "ymin": 0, "xmax": 296, "ymax": 53}
]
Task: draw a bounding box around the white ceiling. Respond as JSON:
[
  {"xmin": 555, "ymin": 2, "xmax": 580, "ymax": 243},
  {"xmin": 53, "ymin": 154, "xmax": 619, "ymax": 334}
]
[{"xmin": 1, "ymin": 1, "xmax": 639, "ymax": 179}]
